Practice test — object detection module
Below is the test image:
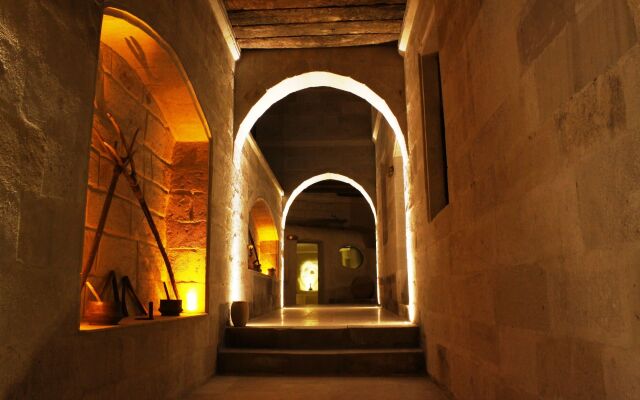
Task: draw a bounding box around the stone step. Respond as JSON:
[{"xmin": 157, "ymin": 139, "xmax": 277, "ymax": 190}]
[
  {"xmin": 224, "ymin": 326, "xmax": 420, "ymax": 349},
  {"xmin": 217, "ymin": 348, "xmax": 425, "ymax": 376}
]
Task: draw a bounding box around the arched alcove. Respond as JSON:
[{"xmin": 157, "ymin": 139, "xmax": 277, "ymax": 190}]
[
  {"xmin": 79, "ymin": 8, "xmax": 211, "ymax": 325},
  {"xmin": 248, "ymin": 198, "xmax": 279, "ymax": 275}
]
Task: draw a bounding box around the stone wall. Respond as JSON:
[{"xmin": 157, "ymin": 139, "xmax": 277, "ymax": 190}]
[
  {"xmin": 234, "ymin": 138, "xmax": 283, "ymax": 315},
  {"xmin": 0, "ymin": 1, "xmax": 236, "ymax": 398},
  {"xmin": 375, "ymin": 116, "xmax": 408, "ymax": 316},
  {"xmin": 253, "ymin": 87, "xmax": 376, "ymax": 197},
  {"xmin": 405, "ymin": 0, "xmax": 640, "ymax": 398},
  {"xmin": 167, "ymin": 142, "xmax": 209, "ymax": 311}
]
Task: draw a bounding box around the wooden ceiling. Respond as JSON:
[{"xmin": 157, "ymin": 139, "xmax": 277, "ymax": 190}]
[{"xmin": 223, "ymin": 0, "xmax": 407, "ymax": 49}]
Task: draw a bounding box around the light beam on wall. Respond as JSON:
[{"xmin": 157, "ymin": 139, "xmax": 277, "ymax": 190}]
[
  {"xmin": 233, "ymin": 72, "xmax": 416, "ymax": 322},
  {"xmin": 229, "ymin": 169, "xmax": 245, "ymax": 303}
]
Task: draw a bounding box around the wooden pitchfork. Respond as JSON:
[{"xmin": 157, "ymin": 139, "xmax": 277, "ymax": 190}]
[
  {"xmin": 80, "ymin": 113, "xmax": 135, "ymax": 290},
  {"xmin": 93, "ymin": 115, "xmax": 180, "ymax": 300}
]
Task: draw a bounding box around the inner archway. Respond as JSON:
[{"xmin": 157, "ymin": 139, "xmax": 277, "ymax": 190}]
[{"xmin": 282, "ymin": 175, "xmax": 377, "ymax": 308}]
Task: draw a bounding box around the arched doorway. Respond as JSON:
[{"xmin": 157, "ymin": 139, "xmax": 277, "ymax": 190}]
[
  {"xmin": 282, "ymin": 174, "xmax": 377, "ymax": 307},
  {"xmin": 280, "ymin": 172, "xmax": 379, "ymax": 307}
]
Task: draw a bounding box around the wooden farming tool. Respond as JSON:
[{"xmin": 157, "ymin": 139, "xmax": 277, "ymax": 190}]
[
  {"xmin": 120, "ymin": 276, "xmax": 148, "ymax": 316},
  {"xmin": 96, "ymin": 115, "xmax": 180, "ymax": 300},
  {"xmin": 248, "ymin": 230, "xmax": 261, "ymax": 271},
  {"xmin": 99, "ymin": 270, "xmax": 121, "ymax": 307},
  {"xmin": 80, "ymin": 114, "xmax": 136, "ymax": 290}
]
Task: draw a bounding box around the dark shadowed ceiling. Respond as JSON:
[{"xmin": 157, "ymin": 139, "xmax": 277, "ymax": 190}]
[{"xmin": 223, "ymin": 0, "xmax": 407, "ymax": 48}]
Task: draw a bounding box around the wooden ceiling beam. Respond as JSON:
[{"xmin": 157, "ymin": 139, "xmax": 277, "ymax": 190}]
[
  {"xmin": 228, "ymin": 5, "xmax": 405, "ymax": 25},
  {"xmin": 234, "ymin": 20, "xmax": 401, "ymax": 39},
  {"xmin": 225, "ymin": 0, "xmax": 406, "ymax": 11},
  {"xmin": 236, "ymin": 33, "xmax": 398, "ymax": 48}
]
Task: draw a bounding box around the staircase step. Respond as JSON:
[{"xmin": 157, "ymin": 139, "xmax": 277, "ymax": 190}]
[
  {"xmin": 224, "ymin": 326, "xmax": 420, "ymax": 349},
  {"xmin": 217, "ymin": 348, "xmax": 425, "ymax": 376}
]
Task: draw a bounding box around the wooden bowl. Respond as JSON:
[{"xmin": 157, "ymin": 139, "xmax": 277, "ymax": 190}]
[
  {"xmin": 85, "ymin": 301, "xmax": 123, "ymax": 325},
  {"xmin": 159, "ymin": 299, "xmax": 183, "ymax": 316}
]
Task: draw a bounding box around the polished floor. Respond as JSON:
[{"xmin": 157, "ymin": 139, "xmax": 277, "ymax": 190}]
[
  {"xmin": 188, "ymin": 376, "xmax": 449, "ymax": 400},
  {"xmin": 246, "ymin": 306, "xmax": 413, "ymax": 327}
]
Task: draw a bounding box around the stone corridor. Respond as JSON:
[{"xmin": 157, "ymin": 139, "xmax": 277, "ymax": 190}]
[{"xmin": 1, "ymin": 1, "xmax": 639, "ymax": 399}]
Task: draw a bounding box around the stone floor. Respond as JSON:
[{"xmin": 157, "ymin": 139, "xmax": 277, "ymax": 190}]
[
  {"xmin": 247, "ymin": 305, "xmax": 412, "ymax": 327},
  {"xmin": 188, "ymin": 376, "xmax": 449, "ymax": 400}
]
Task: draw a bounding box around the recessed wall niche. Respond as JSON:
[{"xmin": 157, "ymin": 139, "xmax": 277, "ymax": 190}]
[
  {"xmin": 248, "ymin": 199, "xmax": 279, "ymax": 276},
  {"xmin": 80, "ymin": 9, "xmax": 210, "ymax": 327}
]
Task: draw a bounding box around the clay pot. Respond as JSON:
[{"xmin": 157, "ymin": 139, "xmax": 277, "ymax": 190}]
[
  {"xmin": 85, "ymin": 301, "xmax": 123, "ymax": 325},
  {"xmin": 230, "ymin": 301, "xmax": 249, "ymax": 327},
  {"xmin": 159, "ymin": 299, "xmax": 183, "ymax": 316}
]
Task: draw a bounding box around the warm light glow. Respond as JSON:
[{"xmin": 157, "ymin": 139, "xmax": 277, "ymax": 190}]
[
  {"xmin": 230, "ymin": 172, "xmax": 245, "ymax": 302},
  {"xmin": 297, "ymin": 261, "xmax": 319, "ymax": 292},
  {"xmin": 101, "ymin": 9, "xmax": 211, "ymax": 142},
  {"xmin": 260, "ymin": 263, "xmax": 273, "ymax": 275},
  {"xmin": 186, "ymin": 289, "xmax": 198, "ymax": 312},
  {"xmin": 233, "ymin": 72, "xmax": 416, "ymax": 322}
]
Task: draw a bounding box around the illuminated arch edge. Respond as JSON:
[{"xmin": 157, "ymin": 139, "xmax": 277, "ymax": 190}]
[
  {"xmin": 282, "ymin": 173, "xmax": 376, "ymax": 230},
  {"xmin": 233, "ymin": 71, "xmax": 407, "ymax": 166},
  {"xmin": 280, "ymin": 173, "xmax": 379, "ymax": 311},
  {"xmin": 232, "ymin": 71, "xmax": 416, "ymax": 322}
]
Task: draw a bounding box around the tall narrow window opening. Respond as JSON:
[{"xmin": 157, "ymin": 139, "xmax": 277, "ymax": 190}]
[{"xmin": 420, "ymin": 53, "xmax": 449, "ymax": 220}]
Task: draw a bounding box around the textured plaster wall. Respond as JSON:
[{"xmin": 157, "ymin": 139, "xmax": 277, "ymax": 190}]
[
  {"xmin": 0, "ymin": 1, "xmax": 235, "ymax": 398},
  {"xmin": 405, "ymin": 0, "xmax": 640, "ymax": 398}
]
